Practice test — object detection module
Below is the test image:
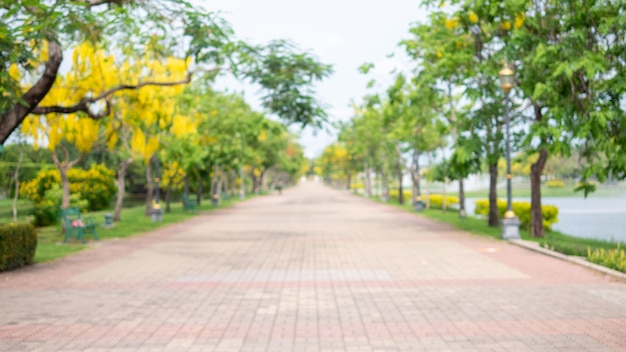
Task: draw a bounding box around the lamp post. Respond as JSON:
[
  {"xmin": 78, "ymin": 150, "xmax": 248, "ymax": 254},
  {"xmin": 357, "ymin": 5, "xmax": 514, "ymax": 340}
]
[{"xmin": 499, "ymin": 62, "xmax": 520, "ymax": 239}]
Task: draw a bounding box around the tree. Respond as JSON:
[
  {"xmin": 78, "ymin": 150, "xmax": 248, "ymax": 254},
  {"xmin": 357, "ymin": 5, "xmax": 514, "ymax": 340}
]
[{"xmin": 1, "ymin": 2, "xmax": 333, "ymax": 147}]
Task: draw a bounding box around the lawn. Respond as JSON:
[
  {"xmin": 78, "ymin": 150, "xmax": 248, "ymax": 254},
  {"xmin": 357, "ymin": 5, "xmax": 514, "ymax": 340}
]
[
  {"xmin": 33, "ymin": 195, "xmax": 257, "ymax": 263},
  {"xmin": 464, "ymin": 184, "xmax": 626, "ymax": 198},
  {"xmin": 371, "ymin": 196, "xmax": 622, "ymax": 257}
]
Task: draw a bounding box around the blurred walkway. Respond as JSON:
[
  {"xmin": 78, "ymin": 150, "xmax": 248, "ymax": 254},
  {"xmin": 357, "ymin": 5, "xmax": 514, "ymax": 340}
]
[{"xmin": 1, "ymin": 182, "xmax": 625, "ymax": 351}]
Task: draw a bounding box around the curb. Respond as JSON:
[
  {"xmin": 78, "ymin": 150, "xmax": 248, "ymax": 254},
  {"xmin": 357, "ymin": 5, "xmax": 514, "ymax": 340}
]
[{"xmin": 508, "ymin": 239, "xmax": 626, "ymax": 282}]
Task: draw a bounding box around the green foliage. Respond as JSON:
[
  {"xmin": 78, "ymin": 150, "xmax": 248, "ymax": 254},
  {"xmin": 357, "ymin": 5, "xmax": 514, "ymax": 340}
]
[
  {"xmin": 20, "ymin": 164, "xmax": 115, "ymax": 212},
  {"xmin": 244, "ymin": 40, "xmax": 333, "ymax": 128},
  {"xmin": 545, "ymin": 179, "xmax": 565, "ymax": 188},
  {"xmin": 30, "ymin": 185, "xmax": 89, "ymax": 227},
  {"xmin": 474, "ymin": 199, "xmax": 559, "ymax": 231},
  {"xmin": 0, "ymin": 223, "xmax": 37, "ymax": 271},
  {"xmin": 587, "ymin": 245, "xmax": 626, "ymax": 273}
]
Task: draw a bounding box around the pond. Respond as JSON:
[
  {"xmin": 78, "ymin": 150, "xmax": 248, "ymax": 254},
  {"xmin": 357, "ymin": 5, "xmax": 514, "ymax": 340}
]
[{"xmin": 465, "ymin": 195, "xmax": 626, "ymax": 243}]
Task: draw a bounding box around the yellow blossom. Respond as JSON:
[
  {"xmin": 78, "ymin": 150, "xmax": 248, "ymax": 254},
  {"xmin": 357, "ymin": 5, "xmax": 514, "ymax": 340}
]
[
  {"xmin": 468, "ymin": 11, "xmax": 478, "ymax": 24},
  {"xmin": 514, "ymin": 13, "xmax": 525, "ymax": 29},
  {"xmin": 445, "ymin": 17, "xmax": 459, "ymax": 30}
]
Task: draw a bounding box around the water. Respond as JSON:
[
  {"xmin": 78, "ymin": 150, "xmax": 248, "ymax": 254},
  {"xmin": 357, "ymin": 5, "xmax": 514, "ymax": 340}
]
[{"xmin": 465, "ymin": 195, "xmax": 626, "ymax": 243}]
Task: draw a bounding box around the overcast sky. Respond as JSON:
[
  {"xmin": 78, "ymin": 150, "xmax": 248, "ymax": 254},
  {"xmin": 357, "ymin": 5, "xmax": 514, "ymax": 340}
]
[{"xmin": 199, "ymin": 0, "xmax": 429, "ymax": 158}]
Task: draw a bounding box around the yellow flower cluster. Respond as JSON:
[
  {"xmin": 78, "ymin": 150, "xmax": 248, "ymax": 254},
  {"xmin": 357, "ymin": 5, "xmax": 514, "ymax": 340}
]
[
  {"xmin": 445, "ymin": 17, "xmax": 459, "ymax": 30},
  {"xmin": 468, "ymin": 11, "xmax": 479, "ymax": 24},
  {"xmin": 20, "ymin": 164, "xmax": 116, "ymax": 211},
  {"xmin": 514, "ymin": 13, "xmax": 525, "ymax": 29},
  {"xmin": 20, "ymin": 41, "xmax": 192, "ymax": 161}
]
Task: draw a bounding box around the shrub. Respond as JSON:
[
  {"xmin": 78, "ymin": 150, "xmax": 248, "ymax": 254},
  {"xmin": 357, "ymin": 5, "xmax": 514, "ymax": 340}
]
[
  {"xmin": 350, "ymin": 182, "xmax": 364, "ymax": 190},
  {"xmin": 427, "ymin": 194, "xmax": 459, "ymax": 210},
  {"xmin": 587, "ymin": 245, "xmax": 626, "ymax": 273},
  {"xmin": 20, "ymin": 164, "xmax": 115, "ymax": 212},
  {"xmin": 29, "ymin": 185, "xmax": 89, "ymax": 227},
  {"xmin": 388, "ymin": 190, "xmax": 459, "ymax": 209},
  {"xmin": 546, "ymin": 179, "xmax": 565, "ymax": 188},
  {"xmin": 474, "ymin": 199, "xmax": 559, "ymax": 230},
  {"xmin": 0, "ymin": 223, "xmax": 37, "ymax": 271},
  {"xmin": 388, "ymin": 189, "xmax": 412, "ymax": 202}
]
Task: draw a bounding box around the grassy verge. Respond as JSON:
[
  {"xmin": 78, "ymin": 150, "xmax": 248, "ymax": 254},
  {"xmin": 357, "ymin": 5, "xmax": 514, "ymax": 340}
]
[
  {"xmin": 368, "ymin": 195, "xmax": 622, "ymax": 257},
  {"xmin": 33, "ymin": 194, "xmax": 258, "ymax": 263},
  {"xmin": 464, "ymin": 185, "xmax": 625, "ymax": 198}
]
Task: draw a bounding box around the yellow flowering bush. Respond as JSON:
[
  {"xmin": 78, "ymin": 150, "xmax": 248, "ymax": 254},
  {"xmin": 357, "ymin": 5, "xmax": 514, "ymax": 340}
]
[
  {"xmin": 389, "ymin": 191, "xmax": 459, "ymax": 209},
  {"xmin": 427, "ymin": 194, "xmax": 459, "ymax": 209},
  {"xmin": 474, "ymin": 199, "xmax": 559, "ymax": 230},
  {"xmin": 20, "ymin": 164, "xmax": 115, "ymax": 212},
  {"xmin": 545, "ymin": 179, "xmax": 565, "ymax": 188}
]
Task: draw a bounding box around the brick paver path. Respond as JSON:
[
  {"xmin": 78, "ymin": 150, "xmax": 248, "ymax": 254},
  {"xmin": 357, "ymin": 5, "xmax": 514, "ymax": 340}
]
[{"xmin": 1, "ymin": 182, "xmax": 625, "ymax": 352}]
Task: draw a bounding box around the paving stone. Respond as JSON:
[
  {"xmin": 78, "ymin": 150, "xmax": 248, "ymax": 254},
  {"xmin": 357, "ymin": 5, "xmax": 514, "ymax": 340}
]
[{"xmin": 1, "ymin": 182, "xmax": 625, "ymax": 351}]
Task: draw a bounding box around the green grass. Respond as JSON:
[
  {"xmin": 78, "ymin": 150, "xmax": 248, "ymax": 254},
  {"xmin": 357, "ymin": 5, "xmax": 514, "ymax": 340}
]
[
  {"xmin": 369, "ymin": 195, "xmax": 622, "ymax": 258},
  {"xmin": 32, "ymin": 194, "xmax": 258, "ymax": 263},
  {"xmin": 464, "ymin": 184, "xmax": 626, "ymax": 198}
]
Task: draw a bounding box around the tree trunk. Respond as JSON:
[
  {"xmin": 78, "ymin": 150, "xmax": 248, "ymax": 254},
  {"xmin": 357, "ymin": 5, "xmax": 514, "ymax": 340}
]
[
  {"xmin": 458, "ymin": 178, "xmax": 466, "ymax": 218},
  {"xmin": 397, "ymin": 164, "xmax": 404, "ymax": 205},
  {"xmin": 223, "ymin": 170, "xmax": 229, "ymax": 197},
  {"xmin": 145, "ymin": 156, "xmax": 154, "ymax": 216},
  {"xmin": 364, "ymin": 160, "xmax": 372, "ymax": 197},
  {"xmin": 380, "ymin": 171, "xmax": 389, "ymax": 201},
  {"xmin": 60, "ymin": 166, "xmax": 71, "ymax": 209},
  {"xmin": 261, "ymin": 168, "xmax": 268, "ymax": 191},
  {"xmin": 0, "ymin": 40, "xmax": 63, "ymax": 144},
  {"xmin": 113, "ymin": 159, "xmax": 131, "ymax": 222},
  {"xmin": 231, "ymin": 170, "xmax": 237, "ymax": 197},
  {"xmin": 165, "ymin": 184, "xmax": 172, "ymax": 213},
  {"xmin": 196, "ymin": 178, "xmax": 203, "ymax": 205},
  {"xmin": 488, "ymin": 162, "xmax": 499, "ymax": 227},
  {"xmin": 411, "ymin": 150, "xmax": 421, "ymax": 205},
  {"xmin": 346, "ymin": 173, "xmax": 351, "ymax": 190},
  {"xmin": 12, "ymin": 140, "xmax": 23, "ymax": 223},
  {"xmin": 442, "ymin": 177, "xmax": 447, "ymax": 212},
  {"xmin": 184, "ymin": 175, "xmax": 190, "ymax": 196},
  {"xmin": 530, "ymin": 148, "xmax": 548, "ymax": 237}
]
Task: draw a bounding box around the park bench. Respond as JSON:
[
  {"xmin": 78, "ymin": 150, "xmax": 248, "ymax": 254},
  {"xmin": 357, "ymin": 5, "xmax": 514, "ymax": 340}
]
[
  {"xmin": 61, "ymin": 207, "xmax": 99, "ymax": 243},
  {"xmin": 182, "ymin": 194, "xmax": 197, "ymax": 212}
]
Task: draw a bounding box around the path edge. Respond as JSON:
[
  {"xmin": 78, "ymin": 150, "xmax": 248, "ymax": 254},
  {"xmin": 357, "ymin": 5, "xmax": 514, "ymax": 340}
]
[{"xmin": 509, "ymin": 239, "xmax": 626, "ymax": 282}]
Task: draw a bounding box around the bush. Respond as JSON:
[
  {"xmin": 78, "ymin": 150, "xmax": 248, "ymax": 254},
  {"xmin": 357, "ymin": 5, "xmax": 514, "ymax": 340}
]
[
  {"xmin": 388, "ymin": 189, "xmax": 412, "ymax": 202},
  {"xmin": 427, "ymin": 194, "xmax": 459, "ymax": 210},
  {"xmin": 20, "ymin": 164, "xmax": 115, "ymax": 212},
  {"xmin": 0, "ymin": 223, "xmax": 37, "ymax": 271},
  {"xmin": 350, "ymin": 182, "xmax": 364, "ymax": 190},
  {"xmin": 29, "ymin": 185, "xmax": 89, "ymax": 227},
  {"xmin": 388, "ymin": 190, "xmax": 459, "ymax": 209},
  {"xmin": 474, "ymin": 199, "xmax": 559, "ymax": 230},
  {"xmin": 546, "ymin": 179, "xmax": 565, "ymax": 188},
  {"xmin": 587, "ymin": 245, "xmax": 626, "ymax": 273}
]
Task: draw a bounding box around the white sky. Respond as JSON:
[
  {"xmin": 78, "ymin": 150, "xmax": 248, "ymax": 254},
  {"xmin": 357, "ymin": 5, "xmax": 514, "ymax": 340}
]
[{"xmin": 198, "ymin": 0, "xmax": 430, "ymax": 158}]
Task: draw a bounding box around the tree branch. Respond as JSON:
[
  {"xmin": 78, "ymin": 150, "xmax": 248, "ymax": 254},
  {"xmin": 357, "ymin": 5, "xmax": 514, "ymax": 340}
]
[
  {"xmin": 31, "ymin": 72, "xmax": 197, "ymax": 118},
  {"xmin": 0, "ymin": 39, "xmax": 63, "ymax": 144}
]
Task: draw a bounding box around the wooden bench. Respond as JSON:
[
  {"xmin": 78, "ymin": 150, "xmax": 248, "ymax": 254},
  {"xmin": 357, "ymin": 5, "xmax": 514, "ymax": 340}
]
[
  {"xmin": 182, "ymin": 194, "xmax": 197, "ymax": 212},
  {"xmin": 61, "ymin": 207, "xmax": 99, "ymax": 243}
]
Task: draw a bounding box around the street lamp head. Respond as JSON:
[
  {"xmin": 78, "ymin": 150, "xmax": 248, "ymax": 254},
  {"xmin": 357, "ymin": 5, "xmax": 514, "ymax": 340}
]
[{"xmin": 499, "ymin": 62, "xmax": 515, "ymax": 93}]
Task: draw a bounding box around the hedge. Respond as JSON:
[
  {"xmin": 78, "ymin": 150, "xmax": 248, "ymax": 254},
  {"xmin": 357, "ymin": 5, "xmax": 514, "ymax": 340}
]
[
  {"xmin": 545, "ymin": 179, "xmax": 565, "ymax": 188},
  {"xmin": 0, "ymin": 223, "xmax": 37, "ymax": 271},
  {"xmin": 388, "ymin": 190, "xmax": 459, "ymax": 209},
  {"xmin": 474, "ymin": 199, "xmax": 559, "ymax": 230}
]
